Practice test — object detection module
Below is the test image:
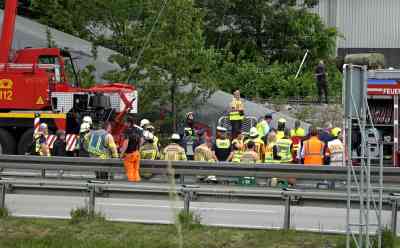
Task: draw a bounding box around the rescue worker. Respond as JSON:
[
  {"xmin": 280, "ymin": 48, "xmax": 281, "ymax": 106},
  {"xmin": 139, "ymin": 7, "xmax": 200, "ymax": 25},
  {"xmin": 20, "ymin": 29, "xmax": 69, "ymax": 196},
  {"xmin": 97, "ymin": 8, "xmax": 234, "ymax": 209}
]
[
  {"xmin": 52, "ymin": 130, "xmax": 67, "ymax": 157},
  {"xmin": 146, "ymin": 125, "xmax": 159, "ymax": 149},
  {"xmin": 194, "ymin": 136, "xmax": 216, "ymax": 162},
  {"xmin": 86, "ymin": 121, "xmax": 119, "ymax": 179},
  {"xmin": 140, "ymin": 131, "xmax": 159, "ymax": 160},
  {"xmin": 244, "ymin": 127, "xmax": 265, "ymax": 162},
  {"xmin": 181, "ymin": 127, "xmax": 196, "ymax": 160},
  {"xmin": 229, "ymin": 90, "xmax": 244, "ymax": 139},
  {"xmin": 301, "ymin": 127, "xmax": 326, "ymax": 166},
  {"xmin": 256, "ymin": 114, "xmax": 272, "ymax": 141},
  {"xmin": 82, "ymin": 116, "xmax": 93, "ymax": 127},
  {"xmin": 140, "ymin": 119, "xmax": 151, "ymax": 130},
  {"xmin": 264, "ymin": 131, "xmax": 278, "ymax": 163},
  {"xmin": 275, "ymin": 129, "xmax": 293, "ymax": 163},
  {"xmin": 213, "ymin": 126, "xmax": 231, "ymax": 161},
  {"xmin": 327, "ymin": 128, "xmax": 344, "ymax": 166},
  {"xmin": 290, "ymin": 120, "xmax": 305, "ymax": 137},
  {"xmin": 35, "ymin": 123, "xmax": 50, "ymax": 157},
  {"xmin": 290, "ymin": 120, "xmax": 305, "ymax": 163},
  {"xmin": 77, "ymin": 122, "xmax": 90, "ymax": 157},
  {"xmin": 123, "ymin": 132, "xmax": 141, "ymax": 182},
  {"xmin": 240, "ymin": 141, "xmax": 260, "ymax": 163},
  {"xmin": 276, "ymin": 118, "xmax": 286, "ymax": 140},
  {"xmin": 232, "ymin": 132, "xmax": 245, "ymax": 152},
  {"xmin": 227, "ymin": 141, "xmax": 243, "ymax": 163},
  {"xmin": 162, "ymin": 134, "xmax": 187, "ymax": 161}
]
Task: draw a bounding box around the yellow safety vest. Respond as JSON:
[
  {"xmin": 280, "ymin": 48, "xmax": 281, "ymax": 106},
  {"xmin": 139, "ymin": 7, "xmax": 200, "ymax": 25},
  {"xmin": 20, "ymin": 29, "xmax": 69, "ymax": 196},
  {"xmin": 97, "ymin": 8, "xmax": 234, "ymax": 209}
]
[
  {"xmin": 276, "ymin": 138, "xmax": 292, "ymax": 163},
  {"xmin": 216, "ymin": 138, "xmax": 231, "ymax": 149},
  {"xmin": 140, "ymin": 142, "xmax": 158, "ymax": 160},
  {"xmin": 231, "ymin": 151, "xmax": 242, "ymax": 163},
  {"xmin": 264, "ymin": 142, "xmax": 276, "ymax": 163}
]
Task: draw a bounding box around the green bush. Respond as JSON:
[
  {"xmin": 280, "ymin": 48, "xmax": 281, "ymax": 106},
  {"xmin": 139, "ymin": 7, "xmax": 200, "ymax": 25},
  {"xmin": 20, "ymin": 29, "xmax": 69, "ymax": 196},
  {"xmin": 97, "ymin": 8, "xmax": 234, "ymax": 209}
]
[
  {"xmin": 70, "ymin": 206, "xmax": 105, "ymax": 224},
  {"xmin": 176, "ymin": 210, "xmax": 202, "ymax": 230},
  {"xmin": 0, "ymin": 207, "xmax": 9, "ymax": 218}
]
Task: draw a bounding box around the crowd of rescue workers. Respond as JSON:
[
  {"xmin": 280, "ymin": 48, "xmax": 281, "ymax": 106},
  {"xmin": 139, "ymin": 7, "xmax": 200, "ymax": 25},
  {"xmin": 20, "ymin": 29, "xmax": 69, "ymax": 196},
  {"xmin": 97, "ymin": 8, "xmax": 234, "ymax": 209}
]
[{"xmin": 32, "ymin": 90, "xmax": 344, "ymax": 183}]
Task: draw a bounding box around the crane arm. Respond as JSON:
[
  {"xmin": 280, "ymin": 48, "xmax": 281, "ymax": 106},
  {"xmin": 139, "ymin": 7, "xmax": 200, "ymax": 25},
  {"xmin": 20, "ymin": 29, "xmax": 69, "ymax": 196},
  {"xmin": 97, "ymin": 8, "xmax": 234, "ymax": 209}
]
[{"xmin": 0, "ymin": 0, "xmax": 18, "ymax": 63}]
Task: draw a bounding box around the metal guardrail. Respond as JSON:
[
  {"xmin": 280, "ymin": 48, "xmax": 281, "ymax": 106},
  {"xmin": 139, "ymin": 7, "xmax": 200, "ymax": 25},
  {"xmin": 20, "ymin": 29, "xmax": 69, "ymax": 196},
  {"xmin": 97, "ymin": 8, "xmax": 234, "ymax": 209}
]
[
  {"xmin": 0, "ymin": 155, "xmax": 400, "ymax": 184},
  {"xmin": 1, "ymin": 178, "xmax": 400, "ymax": 234}
]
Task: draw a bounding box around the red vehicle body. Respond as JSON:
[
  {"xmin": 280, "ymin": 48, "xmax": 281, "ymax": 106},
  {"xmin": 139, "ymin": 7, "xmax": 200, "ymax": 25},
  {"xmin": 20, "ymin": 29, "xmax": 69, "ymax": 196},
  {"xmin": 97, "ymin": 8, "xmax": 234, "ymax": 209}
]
[{"xmin": 0, "ymin": 0, "xmax": 137, "ymax": 154}]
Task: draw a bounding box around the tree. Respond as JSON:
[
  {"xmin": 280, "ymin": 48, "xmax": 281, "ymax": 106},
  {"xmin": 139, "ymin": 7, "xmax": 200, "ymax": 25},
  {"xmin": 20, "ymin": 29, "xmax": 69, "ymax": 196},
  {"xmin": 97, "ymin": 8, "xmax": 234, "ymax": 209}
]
[{"xmin": 197, "ymin": 0, "xmax": 337, "ymax": 63}]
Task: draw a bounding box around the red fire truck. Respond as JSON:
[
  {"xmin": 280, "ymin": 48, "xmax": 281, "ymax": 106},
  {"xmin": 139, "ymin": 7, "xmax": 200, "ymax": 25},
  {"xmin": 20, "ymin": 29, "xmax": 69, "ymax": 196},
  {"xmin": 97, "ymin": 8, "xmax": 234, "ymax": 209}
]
[{"xmin": 0, "ymin": 0, "xmax": 137, "ymax": 154}]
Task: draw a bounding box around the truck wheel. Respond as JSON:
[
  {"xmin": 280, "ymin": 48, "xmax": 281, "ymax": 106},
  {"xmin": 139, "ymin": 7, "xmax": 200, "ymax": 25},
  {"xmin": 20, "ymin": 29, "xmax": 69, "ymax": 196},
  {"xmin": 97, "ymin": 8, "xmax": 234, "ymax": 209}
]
[
  {"xmin": 0, "ymin": 128, "xmax": 16, "ymax": 154},
  {"xmin": 17, "ymin": 129, "xmax": 34, "ymax": 155}
]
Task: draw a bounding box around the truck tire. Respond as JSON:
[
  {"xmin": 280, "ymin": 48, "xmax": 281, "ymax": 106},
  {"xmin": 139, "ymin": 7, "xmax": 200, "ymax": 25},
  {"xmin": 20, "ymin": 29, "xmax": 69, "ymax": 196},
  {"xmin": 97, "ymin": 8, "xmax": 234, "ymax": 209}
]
[
  {"xmin": 17, "ymin": 129, "xmax": 34, "ymax": 155},
  {"xmin": 0, "ymin": 128, "xmax": 16, "ymax": 154}
]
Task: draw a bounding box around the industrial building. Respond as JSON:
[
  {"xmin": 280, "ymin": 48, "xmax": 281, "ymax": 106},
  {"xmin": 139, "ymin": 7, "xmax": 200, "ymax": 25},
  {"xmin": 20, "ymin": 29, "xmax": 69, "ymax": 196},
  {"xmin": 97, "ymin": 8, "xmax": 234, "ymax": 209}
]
[{"xmin": 309, "ymin": 0, "xmax": 400, "ymax": 66}]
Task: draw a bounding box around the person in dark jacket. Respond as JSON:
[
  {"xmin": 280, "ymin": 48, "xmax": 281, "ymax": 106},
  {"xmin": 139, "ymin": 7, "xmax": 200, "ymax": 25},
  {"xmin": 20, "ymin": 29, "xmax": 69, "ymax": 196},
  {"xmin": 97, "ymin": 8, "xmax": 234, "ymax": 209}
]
[
  {"xmin": 315, "ymin": 60, "xmax": 328, "ymax": 104},
  {"xmin": 52, "ymin": 130, "xmax": 67, "ymax": 157}
]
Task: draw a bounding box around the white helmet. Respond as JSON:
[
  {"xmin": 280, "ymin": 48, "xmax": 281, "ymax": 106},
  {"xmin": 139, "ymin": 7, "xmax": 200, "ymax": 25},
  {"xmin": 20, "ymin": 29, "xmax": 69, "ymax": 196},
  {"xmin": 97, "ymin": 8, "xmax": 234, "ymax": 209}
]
[
  {"xmin": 39, "ymin": 123, "xmax": 48, "ymax": 131},
  {"xmin": 140, "ymin": 119, "xmax": 150, "ymax": 128},
  {"xmin": 143, "ymin": 130, "xmax": 154, "ymax": 141},
  {"xmin": 171, "ymin": 133, "xmax": 180, "ymax": 140},
  {"xmin": 83, "ymin": 116, "xmax": 93, "ymax": 125},
  {"xmin": 249, "ymin": 127, "xmax": 258, "ymax": 138},
  {"xmin": 80, "ymin": 122, "xmax": 91, "ymax": 133}
]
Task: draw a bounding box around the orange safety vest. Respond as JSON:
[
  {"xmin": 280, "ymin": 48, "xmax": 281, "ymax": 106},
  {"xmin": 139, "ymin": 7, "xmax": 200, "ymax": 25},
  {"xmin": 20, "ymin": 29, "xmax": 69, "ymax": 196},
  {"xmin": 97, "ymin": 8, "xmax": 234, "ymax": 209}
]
[{"xmin": 303, "ymin": 137, "xmax": 325, "ymax": 166}]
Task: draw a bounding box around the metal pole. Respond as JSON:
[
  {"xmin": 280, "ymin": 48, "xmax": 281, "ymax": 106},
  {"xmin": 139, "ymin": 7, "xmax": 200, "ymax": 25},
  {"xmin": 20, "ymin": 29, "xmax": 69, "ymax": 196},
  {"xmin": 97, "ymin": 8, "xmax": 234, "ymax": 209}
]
[
  {"xmin": 283, "ymin": 195, "xmax": 291, "ymax": 230},
  {"xmin": 295, "ymin": 49, "xmax": 309, "ymax": 79},
  {"xmin": 88, "ymin": 184, "xmax": 95, "ymax": 216},
  {"xmin": 378, "ymin": 143, "xmax": 383, "ymax": 247},
  {"xmin": 391, "ymin": 199, "xmax": 398, "ymax": 236},
  {"xmin": 183, "ymin": 191, "xmax": 190, "ymax": 215},
  {"xmin": 344, "ymin": 65, "xmax": 352, "ymax": 248},
  {"xmin": 366, "ymin": 144, "xmax": 371, "ymax": 247},
  {"xmin": 0, "ymin": 183, "xmax": 5, "ymax": 209}
]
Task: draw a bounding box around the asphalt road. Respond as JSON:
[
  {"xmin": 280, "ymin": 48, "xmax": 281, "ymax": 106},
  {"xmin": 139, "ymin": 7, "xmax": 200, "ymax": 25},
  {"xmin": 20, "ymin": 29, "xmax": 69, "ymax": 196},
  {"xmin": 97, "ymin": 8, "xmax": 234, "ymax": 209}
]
[{"xmin": 5, "ymin": 194, "xmax": 398, "ymax": 234}]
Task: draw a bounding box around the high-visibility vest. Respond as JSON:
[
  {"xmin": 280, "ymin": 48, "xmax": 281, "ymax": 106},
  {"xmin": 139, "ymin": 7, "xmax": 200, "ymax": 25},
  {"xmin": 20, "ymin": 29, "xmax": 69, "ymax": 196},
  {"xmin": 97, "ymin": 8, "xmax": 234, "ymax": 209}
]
[
  {"xmin": 140, "ymin": 142, "xmax": 158, "ymax": 160},
  {"xmin": 303, "ymin": 137, "xmax": 325, "ymax": 166},
  {"xmin": 327, "ymin": 139, "xmax": 344, "ymax": 166},
  {"xmin": 290, "ymin": 128, "xmax": 305, "ymax": 137},
  {"xmin": 264, "ymin": 142, "xmax": 276, "ymax": 163},
  {"xmin": 229, "ymin": 99, "xmax": 244, "ymax": 121},
  {"xmin": 216, "ymin": 138, "xmax": 231, "ymax": 149},
  {"xmin": 232, "ymin": 138, "xmax": 245, "ymax": 151},
  {"xmin": 163, "ymin": 144, "xmax": 187, "ymax": 161},
  {"xmin": 291, "ymin": 136, "xmax": 302, "ymax": 162},
  {"xmin": 276, "ymin": 131, "xmax": 284, "ymax": 140},
  {"xmin": 240, "ymin": 151, "xmax": 258, "ymax": 163},
  {"xmin": 87, "ymin": 130, "xmax": 111, "ymax": 159},
  {"xmin": 231, "ymin": 151, "xmax": 242, "ymax": 163},
  {"xmin": 256, "ymin": 120, "xmax": 269, "ymax": 138},
  {"xmin": 194, "ymin": 144, "xmax": 215, "ymax": 162},
  {"xmin": 276, "ymin": 138, "xmax": 292, "ymax": 163}
]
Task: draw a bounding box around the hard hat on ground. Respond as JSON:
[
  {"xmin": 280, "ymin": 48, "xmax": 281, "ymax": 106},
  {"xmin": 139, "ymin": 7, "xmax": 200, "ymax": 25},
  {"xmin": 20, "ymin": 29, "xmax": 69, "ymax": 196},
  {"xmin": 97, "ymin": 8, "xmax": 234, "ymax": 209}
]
[
  {"xmin": 143, "ymin": 130, "xmax": 154, "ymax": 141},
  {"xmin": 278, "ymin": 118, "xmax": 286, "ymax": 123},
  {"xmin": 216, "ymin": 126, "xmax": 227, "ymax": 132},
  {"xmin": 83, "ymin": 116, "xmax": 93, "ymax": 125},
  {"xmin": 331, "ymin": 127, "xmax": 342, "ymax": 137},
  {"xmin": 140, "ymin": 119, "xmax": 150, "ymax": 128},
  {"xmin": 249, "ymin": 127, "xmax": 258, "ymax": 138},
  {"xmin": 80, "ymin": 122, "xmax": 91, "ymax": 133},
  {"xmin": 171, "ymin": 133, "xmax": 181, "ymax": 141}
]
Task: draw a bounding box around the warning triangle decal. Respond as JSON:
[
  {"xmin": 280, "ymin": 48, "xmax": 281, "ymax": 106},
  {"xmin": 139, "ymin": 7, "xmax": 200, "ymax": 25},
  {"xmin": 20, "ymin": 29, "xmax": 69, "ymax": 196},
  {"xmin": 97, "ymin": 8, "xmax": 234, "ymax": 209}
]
[{"xmin": 36, "ymin": 96, "xmax": 44, "ymax": 105}]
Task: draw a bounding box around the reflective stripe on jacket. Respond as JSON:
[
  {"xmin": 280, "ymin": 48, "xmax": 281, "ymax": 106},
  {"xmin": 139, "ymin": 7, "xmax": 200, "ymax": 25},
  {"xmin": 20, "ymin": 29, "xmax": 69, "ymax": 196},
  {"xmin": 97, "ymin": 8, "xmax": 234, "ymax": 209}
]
[
  {"xmin": 303, "ymin": 137, "xmax": 325, "ymax": 166},
  {"xmin": 328, "ymin": 139, "xmax": 344, "ymax": 166},
  {"xmin": 231, "ymin": 151, "xmax": 242, "ymax": 163},
  {"xmin": 276, "ymin": 138, "xmax": 292, "ymax": 163},
  {"xmin": 140, "ymin": 142, "xmax": 158, "ymax": 160},
  {"xmin": 162, "ymin": 144, "xmax": 187, "ymax": 161},
  {"xmin": 87, "ymin": 130, "xmax": 110, "ymax": 159}
]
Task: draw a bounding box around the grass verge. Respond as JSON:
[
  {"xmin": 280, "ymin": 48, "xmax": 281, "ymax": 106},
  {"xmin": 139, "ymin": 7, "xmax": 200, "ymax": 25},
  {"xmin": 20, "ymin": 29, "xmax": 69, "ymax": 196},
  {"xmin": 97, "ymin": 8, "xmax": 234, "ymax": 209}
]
[{"xmin": 0, "ymin": 217, "xmax": 375, "ymax": 248}]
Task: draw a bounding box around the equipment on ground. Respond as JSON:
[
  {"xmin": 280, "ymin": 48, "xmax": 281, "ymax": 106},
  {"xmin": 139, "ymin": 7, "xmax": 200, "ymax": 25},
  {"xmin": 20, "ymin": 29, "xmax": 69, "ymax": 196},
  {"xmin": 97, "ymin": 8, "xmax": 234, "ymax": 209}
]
[{"xmin": 0, "ymin": 0, "xmax": 138, "ymax": 155}]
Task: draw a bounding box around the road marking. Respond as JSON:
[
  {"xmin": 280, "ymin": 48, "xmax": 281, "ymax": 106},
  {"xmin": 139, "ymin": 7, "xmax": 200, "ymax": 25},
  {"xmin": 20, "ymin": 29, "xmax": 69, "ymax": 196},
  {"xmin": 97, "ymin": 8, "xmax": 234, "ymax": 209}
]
[{"xmin": 97, "ymin": 202, "xmax": 276, "ymax": 214}]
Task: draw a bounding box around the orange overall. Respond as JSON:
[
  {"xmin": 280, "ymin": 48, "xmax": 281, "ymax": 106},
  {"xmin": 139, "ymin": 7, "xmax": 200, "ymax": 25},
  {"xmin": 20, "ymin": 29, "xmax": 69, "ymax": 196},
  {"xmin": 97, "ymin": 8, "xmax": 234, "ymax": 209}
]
[{"xmin": 123, "ymin": 151, "xmax": 141, "ymax": 182}]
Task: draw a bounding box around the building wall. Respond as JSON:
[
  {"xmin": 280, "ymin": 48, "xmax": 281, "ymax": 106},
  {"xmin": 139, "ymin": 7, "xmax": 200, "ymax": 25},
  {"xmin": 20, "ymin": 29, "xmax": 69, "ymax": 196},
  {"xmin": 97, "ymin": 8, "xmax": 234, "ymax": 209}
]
[{"xmin": 309, "ymin": 0, "xmax": 400, "ymax": 66}]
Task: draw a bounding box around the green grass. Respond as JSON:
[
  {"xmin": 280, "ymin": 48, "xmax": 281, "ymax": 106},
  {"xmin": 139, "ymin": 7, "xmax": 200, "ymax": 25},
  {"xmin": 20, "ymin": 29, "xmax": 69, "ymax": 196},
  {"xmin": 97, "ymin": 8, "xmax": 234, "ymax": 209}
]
[{"xmin": 0, "ymin": 217, "xmax": 397, "ymax": 248}]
